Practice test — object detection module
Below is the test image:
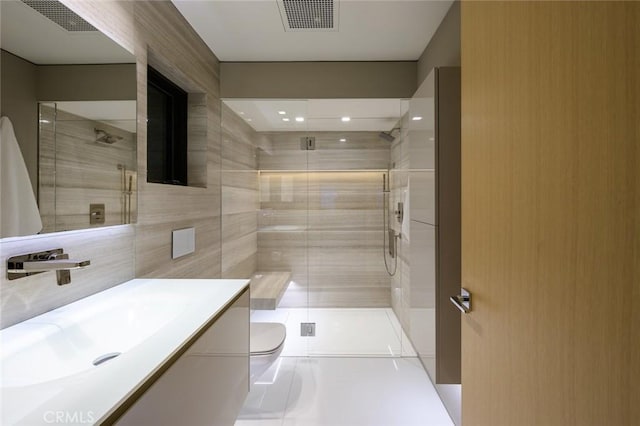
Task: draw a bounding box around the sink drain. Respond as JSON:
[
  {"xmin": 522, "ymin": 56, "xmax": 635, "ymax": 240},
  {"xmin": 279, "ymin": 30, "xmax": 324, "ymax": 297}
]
[{"xmin": 93, "ymin": 352, "xmax": 121, "ymax": 366}]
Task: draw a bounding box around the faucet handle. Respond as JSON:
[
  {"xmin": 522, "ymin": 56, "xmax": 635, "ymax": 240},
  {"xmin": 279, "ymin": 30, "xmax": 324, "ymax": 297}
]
[
  {"xmin": 48, "ymin": 251, "xmax": 67, "ymax": 260},
  {"xmin": 50, "ymin": 252, "xmax": 71, "ymax": 285}
]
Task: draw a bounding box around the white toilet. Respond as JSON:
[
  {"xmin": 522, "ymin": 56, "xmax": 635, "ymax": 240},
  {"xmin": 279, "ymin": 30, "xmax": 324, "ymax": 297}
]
[{"xmin": 249, "ymin": 322, "xmax": 286, "ymax": 385}]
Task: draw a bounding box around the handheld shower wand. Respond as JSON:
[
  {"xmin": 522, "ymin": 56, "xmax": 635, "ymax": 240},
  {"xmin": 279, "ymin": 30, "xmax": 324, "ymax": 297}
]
[{"xmin": 382, "ymin": 171, "xmax": 398, "ymax": 276}]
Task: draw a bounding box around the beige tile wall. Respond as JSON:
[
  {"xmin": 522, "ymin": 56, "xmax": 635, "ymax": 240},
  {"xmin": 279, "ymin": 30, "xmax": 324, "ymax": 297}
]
[
  {"xmin": 133, "ymin": 1, "xmax": 221, "ymax": 279},
  {"xmin": 259, "ymin": 131, "xmax": 390, "ymax": 171},
  {"xmin": 186, "ymin": 92, "xmax": 208, "ymax": 188},
  {"xmin": 221, "ymin": 103, "xmax": 260, "ymax": 278}
]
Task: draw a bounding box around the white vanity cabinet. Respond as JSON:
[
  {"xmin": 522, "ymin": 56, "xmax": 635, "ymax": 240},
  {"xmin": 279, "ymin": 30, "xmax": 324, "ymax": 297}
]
[{"xmin": 115, "ymin": 288, "xmax": 249, "ymax": 426}]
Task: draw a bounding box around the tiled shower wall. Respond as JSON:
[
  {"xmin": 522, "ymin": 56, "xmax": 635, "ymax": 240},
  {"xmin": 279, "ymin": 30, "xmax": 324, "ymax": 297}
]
[
  {"xmin": 220, "ymin": 103, "xmax": 267, "ymax": 278},
  {"xmin": 257, "ymin": 132, "xmax": 392, "ymax": 308}
]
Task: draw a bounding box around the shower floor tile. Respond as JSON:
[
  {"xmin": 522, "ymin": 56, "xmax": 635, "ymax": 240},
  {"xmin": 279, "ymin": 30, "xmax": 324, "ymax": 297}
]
[
  {"xmin": 250, "ymin": 308, "xmax": 416, "ymax": 357},
  {"xmin": 235, "ymin": 357, "xmax": 453, "ymax": 426}
]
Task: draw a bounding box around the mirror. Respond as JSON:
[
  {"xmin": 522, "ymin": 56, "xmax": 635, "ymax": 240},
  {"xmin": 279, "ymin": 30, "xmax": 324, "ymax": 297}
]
[{"xmin": 1, "ymin": 0, "xmax": 137, "ymax": 237}]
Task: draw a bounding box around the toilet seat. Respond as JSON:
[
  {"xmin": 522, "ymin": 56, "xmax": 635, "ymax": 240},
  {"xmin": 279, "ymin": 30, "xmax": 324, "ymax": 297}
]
[{"xmin": 250, "ymin": 322, "xmax": 286, "ymax": 356}]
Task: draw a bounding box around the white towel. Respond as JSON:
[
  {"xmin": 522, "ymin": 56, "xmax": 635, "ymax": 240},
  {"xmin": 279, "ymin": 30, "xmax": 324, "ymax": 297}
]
[{"xmin": 1, "ymin": 116, "xmax": 43, "ymax": 237}]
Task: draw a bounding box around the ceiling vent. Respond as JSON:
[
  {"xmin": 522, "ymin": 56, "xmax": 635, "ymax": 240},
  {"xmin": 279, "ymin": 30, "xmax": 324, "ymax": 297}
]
[
  {"xmin": 21, "ymin": 0, "xmax": 97, "ymax": 32},
  {"xmin": 277, "ymin": 0, "xmax": 339, "ymax": 32}
]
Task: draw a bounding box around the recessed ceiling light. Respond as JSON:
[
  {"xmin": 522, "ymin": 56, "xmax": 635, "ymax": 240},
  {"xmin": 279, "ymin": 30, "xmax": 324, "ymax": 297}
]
[
  {"xmin": 339, "ymin": 138, "xmax": 346, "ymax": 142},
  {"xmin": 282, "ymin": 118, "xmax": 290, "ymax": 122},
  {"xmin": 239, "ymin": 111, "xmax": 245, "ymax": 115},
  {"xmin": 295, "ymin": 117, "xmax": 305, "ymax": 122},
  {"xmin": 246, "ymin": 118, "xmax": 253, "ymax": 122},
  {"xmin": 412, "ymin": 116, "xmax": 423, "ymax": 121},
  {"xmin": 278, "ymin": 111, "xmax": 286, "ymax": 115},
  {"xmin": 341, "ymin": 117, "xmax": 351, "ymax": 122}
]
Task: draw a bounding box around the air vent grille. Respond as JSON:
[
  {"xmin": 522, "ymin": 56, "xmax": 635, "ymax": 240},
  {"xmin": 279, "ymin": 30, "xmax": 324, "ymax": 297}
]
[
  {"xmin": 21, "ymin": 0, "xmax": 97, "ymax": 32},
  {"xmin": 277, "ymin": 0, "xmax": 339, "ymax": 32}
]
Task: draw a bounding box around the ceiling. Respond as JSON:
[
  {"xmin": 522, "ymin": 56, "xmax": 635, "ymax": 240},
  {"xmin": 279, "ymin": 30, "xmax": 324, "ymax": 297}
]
[
  {"xmin": 188, "ymin": 1, "xmax": 449, "ymax": 132},
  {"xmin": 224, "ymin": 98, "xmax": 409, "ymax": 132},
  {"xmin": 0, "ymin": 0, "xmax": 134, "ymax": 64},
  {"xmin": 172, "ymin": 0, "xmax": 454, "ymax": 62}
]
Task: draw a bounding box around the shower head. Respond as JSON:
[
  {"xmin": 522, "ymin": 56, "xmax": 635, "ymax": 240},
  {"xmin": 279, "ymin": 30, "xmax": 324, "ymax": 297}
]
[
  {"xmin": 94, "ymin": 128, "xmax": 122, "ymax": 145},
  {"xmin": 378, "ymin": 131, "xmax": 395, "ymax": 143},
  {"xmin": 378, "ymin": 127, "xmax": 400, "ymax": 143}
]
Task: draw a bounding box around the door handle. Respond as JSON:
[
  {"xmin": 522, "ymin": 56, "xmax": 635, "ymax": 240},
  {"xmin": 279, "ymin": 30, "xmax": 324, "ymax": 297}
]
[{"xmin": 450, "ymin": 288, "xmax": 471, "ymax": 313}]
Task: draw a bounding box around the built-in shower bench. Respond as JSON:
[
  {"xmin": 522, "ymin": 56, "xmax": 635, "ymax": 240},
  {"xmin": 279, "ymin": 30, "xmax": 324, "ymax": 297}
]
[{"xmin": 250, "ymin": 271, "xmax": 291, "ymax": 310}]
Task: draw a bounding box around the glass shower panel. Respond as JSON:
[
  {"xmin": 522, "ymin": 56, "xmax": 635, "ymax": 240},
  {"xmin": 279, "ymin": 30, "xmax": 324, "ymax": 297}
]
[
  {"xmin": 304, "ymin": 100, "xmax": 408, "ymax": 357},
  {"xmin": 38, "ymin": 103, "xmax": 57, "ymax": 233},
  {"xmin": 408, "ymin": 71, "xmax": 437, "ymax": 379},
  {"xmin": 254, "ymin": 100, "xmax": 311, "ymax": 356},
  {"xmin": 389, "ymin": 99, "xmax": 414, "ymax": 358}
]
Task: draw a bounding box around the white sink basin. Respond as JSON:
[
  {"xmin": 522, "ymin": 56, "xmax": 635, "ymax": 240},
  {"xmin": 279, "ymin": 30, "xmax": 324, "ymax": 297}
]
[
  {"xmin": 0, "ymin": 278, "xmax": 249, "ymax": 425},
  {"xmin": 1, "ymin": 292, "xmax": 187, "ymax": 387}
]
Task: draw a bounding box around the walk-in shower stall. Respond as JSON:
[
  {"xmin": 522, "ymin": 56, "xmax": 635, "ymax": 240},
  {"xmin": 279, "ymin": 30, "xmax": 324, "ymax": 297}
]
[{"xmin": 219, "ymin": 87, "xmax": 460, "ymax": 368}]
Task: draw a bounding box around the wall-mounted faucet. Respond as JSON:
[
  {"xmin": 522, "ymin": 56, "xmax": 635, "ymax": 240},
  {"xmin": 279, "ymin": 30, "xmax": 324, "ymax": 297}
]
[{"xmin": 7, "ymin": 248, "xmax": 90, "ymax": 285}]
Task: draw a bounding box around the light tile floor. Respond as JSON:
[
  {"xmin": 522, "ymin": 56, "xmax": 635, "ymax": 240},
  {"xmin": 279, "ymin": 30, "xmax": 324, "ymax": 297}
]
[
  {"xmin": 250, "ymin": 308, "xmax": 417, "ymax": 357},
  {"xmin": 235, "ymin": 357, "xmax": 454, "ymax": 426},
  {"xmin": 237, "ymin": 308, "xmax": 453, "ymax": 426}
]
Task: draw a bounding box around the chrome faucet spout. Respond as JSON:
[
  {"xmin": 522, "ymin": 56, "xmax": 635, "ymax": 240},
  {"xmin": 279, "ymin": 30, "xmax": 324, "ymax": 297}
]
[
  {"xmin": 7, "ymin": 249, "xmax": 91, "ymax": 285},
  {"xmin": 19, "ymin": 258, "xmax": 91, "ymax": 272}
]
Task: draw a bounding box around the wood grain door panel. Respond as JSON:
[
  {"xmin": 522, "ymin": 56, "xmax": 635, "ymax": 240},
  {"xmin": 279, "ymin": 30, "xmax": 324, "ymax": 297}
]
[{"xmin": 461, "ymin": 2, "xmax": 639, "ymax": 425}]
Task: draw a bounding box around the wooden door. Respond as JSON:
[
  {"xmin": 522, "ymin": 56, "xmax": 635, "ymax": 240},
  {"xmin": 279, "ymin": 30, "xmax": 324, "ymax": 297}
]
[{"xmin": 461, "ymin": 2, "xmax": 639, "ymax": 425}]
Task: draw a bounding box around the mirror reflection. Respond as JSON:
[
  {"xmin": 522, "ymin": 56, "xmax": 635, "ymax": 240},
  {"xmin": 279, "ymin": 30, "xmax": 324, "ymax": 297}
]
[
  {"xmin": 0, "ymin": 0, "xmax": 137, "ymax": 237},
  {"xmin": 38, "ymin": 101, "xmax": 137, "ymax": 233}
]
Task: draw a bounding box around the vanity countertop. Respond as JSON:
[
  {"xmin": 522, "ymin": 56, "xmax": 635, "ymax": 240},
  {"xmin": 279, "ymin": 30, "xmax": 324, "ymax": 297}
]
[{"xmin": 0, "ymin": 278, "xmax": 249, "ymax": 425}]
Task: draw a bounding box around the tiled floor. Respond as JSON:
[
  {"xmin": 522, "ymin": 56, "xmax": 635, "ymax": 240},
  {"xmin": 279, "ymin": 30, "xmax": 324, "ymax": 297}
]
[
  {"xmin": 235, "ymin": 357, "xmax": 454, "ymax": 426},
  {"xmin": 237, "ymin": 308, "xmax": 454, "ymax": 426},
  {"xmin": 250, "ymin": 308, "xmax": 417, "ymax": 357}
]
